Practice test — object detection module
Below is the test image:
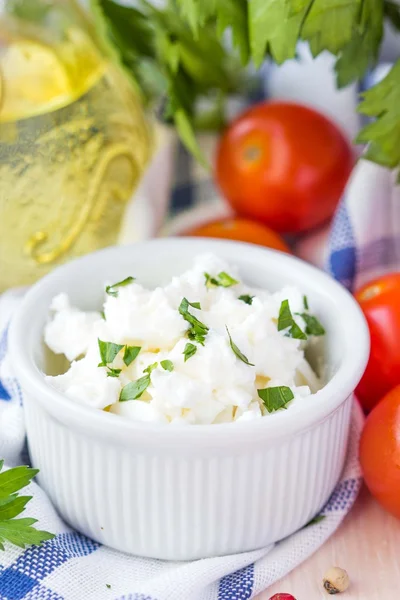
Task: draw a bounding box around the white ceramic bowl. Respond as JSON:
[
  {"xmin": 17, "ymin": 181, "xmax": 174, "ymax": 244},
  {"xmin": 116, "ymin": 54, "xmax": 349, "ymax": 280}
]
[{"xmin": 9, "ymin": 239, "xmax": 369, "ymax": 560}]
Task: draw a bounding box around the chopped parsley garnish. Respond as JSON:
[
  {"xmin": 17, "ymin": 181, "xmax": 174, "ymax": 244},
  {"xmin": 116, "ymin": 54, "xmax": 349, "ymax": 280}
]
[
  {"xmin": 179, "ymin": 297, "xmax": 209, "ymax": 345},
  {"xmin": 123, "ymin": 345, "xmax": 141, "ymax": 367},
  {"xmin": 187, "ymin": 300, "xmax": 201, "ymax": 309},
  {"xmin": 204, "ymin": 271, "xmax": 239, "ymax": 288},
  {"xmin": 277, "ymin": 300, "xmax": 307, "ymax": 340},
  {"xmin": 183, "ymin": 342, "xmax": 197, "ymax": 361},
  {"xmin": 226, "ymin": 327, "xmax": 254, "ymax": 366},
  {"xmin": 257, "ymin": 386, "xmax": 294, "ymax": 413},
  {"xmin": 298, "ymin": 313, "xmax": 326, "ymax": 336},
  {"xmin": 100, "ymin": 310, "xmax": 106, "ymax": 320},
  {"xmin": 98, "ymin": 341, "xmax": 141, "ymax": 377},
  {"xmin": 161, "ymin": 359, "xmax": 174, "ymax": 371},
  {"xmin": 120, "ymin": 375, "xmax": 150, "ymax": 400},
  {"xmin": 97, "ymin": 340, "xmax": 124, "ymax": 366},
  {"xmin": 278, "ymin": 298, "xmax": 325, "ymax": 338},
  {"xmin": 238, "ymin": 294, "xmax": 254, "ymax": 305},
  {"xmin": 120, "ymin": 363, "xmax": 159, "ymax": 401},
  {"xmin": 105, "ymin": 276, "xmax": 135, "ymax": 297},
  {"xmin": 106, "ymin": 367, "xmax": 122, "ymax": 378},
  {"xmin": 106, "ymin": 584, "xmax": 111, "ymax": 590}
]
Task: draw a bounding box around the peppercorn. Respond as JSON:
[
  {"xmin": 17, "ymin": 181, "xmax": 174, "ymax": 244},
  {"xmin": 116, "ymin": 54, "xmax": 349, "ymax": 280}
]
[{"xmin": 323, "ymin": 567, "xmax": 350, "ymax": 594}]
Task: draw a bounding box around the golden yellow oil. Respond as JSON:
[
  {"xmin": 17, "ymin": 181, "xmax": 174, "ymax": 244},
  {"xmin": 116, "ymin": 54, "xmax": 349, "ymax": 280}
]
[{"xmin": 0, "ymin": 24, "xmax": 151, "ymax": 290}]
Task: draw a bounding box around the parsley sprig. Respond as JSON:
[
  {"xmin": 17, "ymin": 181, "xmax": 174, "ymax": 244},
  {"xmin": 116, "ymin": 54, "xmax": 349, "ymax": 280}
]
[
  {"xmin": 0, "ymin": 461, "xmax": 54, "ymax": 551},
  {"xmin": 89, "ymin": 0, "xmax": 400, "ymax": 174}
]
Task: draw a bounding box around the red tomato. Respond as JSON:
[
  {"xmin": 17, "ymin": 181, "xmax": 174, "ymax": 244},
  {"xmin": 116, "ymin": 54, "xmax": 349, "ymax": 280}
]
[
  {"xmin": 215, "ymin": 102, "xmax": 353, "ymax": 233},
  {"xmin": 360, "ymin": 385, "xmax": 400, "ymax": 519},
  {"xmin": 355, "ymin": 273, "xmax": 400, "ymax": 413},
  {"xmin": 185, "ymin": 217, "xmax": 291, "ymax": 253}
]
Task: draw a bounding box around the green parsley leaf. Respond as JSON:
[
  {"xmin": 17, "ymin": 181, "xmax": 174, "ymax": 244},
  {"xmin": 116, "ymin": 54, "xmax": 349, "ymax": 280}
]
[
  {"xmin": 0, "ymin": 518, "xmax": 55, "ymax": 551},
  {"xmin": 204, "ymin": 273, "xmax": 218, "ymax": 287},
  {"xmin": 302, "ymin": 0, "xmax": 359, "ymax": 57},
  {"xmin": 357, "ymin": 60, "xmax": 400, "ymax": 171},
  {"xmin": 249, "ymin": 0, "xmax": 308, "ymax": 67},
  {"xmin": 257, "ymin": 386, "xmax": 294, "ymax": 413},
  {"xmin": 106, "ymin": 367, "xmax": 122, "ymax": 378},
  {"xmin": 106, "ymin": 584, "xmax": 111, "ymax": 589},
  {"xmin": 174, "ymin": 109, "xmax": 208, "ymax": 168},
  {"xmin": 238, "ymin": 294, "xmax": 254, "ymax": 305},
  {"xmin": 98, "ymin": 339, "xmax": 124, "ymax": 366},
  {"xmin": 215, "ymin": 0, "xmax": 250, "ymax": 65},
  {"xmin": 123, "ymin": 346, "xmax": 141, "ymax": 367},
  {"xmin": 0, "ymin": 464, "xmax": 38, "ymax": 500},
  {"xmin": 143, "ymin": 362, "xmax": 158, "ymax": 374},
  {"xmin": 0, "ymin": 462, "xmax": 54, "ymax": 550},
  {"xmin": 161, "ymin": 359, "xmax": 174, "ymax": 371},
  {"xmin": 335, "ymin": 0, "xmax": 383, "ymax": 88},
  {"xmin": 119, "ymin": 375, "xmax": 150, "ymax": 401},
  {"xmin": 226, "ymin": 327, "xmax": 254, "ymax": 366},
  {"xmin": 179, "ymin": 297, "xmax": 209, "ymax": 345},
  {"xmin": 183, "ymin": 342, "xmax": 197, "ymax": 361},
  {"xmin": 119, "ymin": 362, "xmax": 158, "ymax": 400},
  {"xmin": 105, "ymin": 276, "xmax": 135, "ymax": 298},
  {"xmin": 385, "ymin": 0, "xmax": 400, "ymax": 30},
  {"xmin": 0, "ymin": 495, "xmax": 31, "ymax": 521},
  {"xmin": 305, "ymin": 515, "xmax": 326, "ymax": 527},
  {"xmin": 204, "ymin": 271, "xmax": 239, "ymax": 288},
  {"xmin": 303, "ymin": 295, "xmax": 309, "ymax": 310},
  {"xmin": 174, "ymin": 0, "xmax": 201, "ymax": 35},
  {"xmin": 277, "ymin": 299, "xmax": 293, "ymax": 331},
  {"xmin": 218, "ymin": 272, "xmax": 239, "ymax": 287},
  {"xmin": 187, "ymin": 331, "xmax": 205, "ymax": 344},
  {"xmin": 6, "ymin": 0, "xmax": 53, "ymax": 22},
  {"xmin": 277, "ymin": 300, "xmax": 307, "ymax": 340},
  {"xmin": 187, "ymin": 300, "xmax": 201, "ymax": 309},
  {"xmin": 298, "ymin": 313, "xmax": 326, "ymax": 336},
  {"xmin": 100, "ymin": 311, "xmax": 106, "ymax": 320}
]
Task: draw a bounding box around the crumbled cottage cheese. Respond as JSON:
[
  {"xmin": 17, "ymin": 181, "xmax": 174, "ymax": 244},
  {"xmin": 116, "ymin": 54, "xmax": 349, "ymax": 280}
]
[{"xmin": 44, "ymin": 254, "xmax": 323, "ymax": 425}]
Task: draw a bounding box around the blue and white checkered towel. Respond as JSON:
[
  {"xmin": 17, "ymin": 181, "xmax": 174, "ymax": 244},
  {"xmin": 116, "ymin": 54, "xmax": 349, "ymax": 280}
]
[{"xmin": 327, "ymin": 158, "xmax": 400, "ymax": 291}]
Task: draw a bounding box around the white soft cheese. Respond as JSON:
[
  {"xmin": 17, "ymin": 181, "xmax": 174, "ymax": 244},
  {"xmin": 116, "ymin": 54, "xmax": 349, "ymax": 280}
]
[
  {"xmin": 44, "ymin": 293, "xmax": 101, "ymax": 362},
  {"xmin": 48, "ymin": 357, "xmax": 120, "ymax": 409},
  {"xmin": 44, "ymin": 253, "xmax": 323, "ymax": 424}
]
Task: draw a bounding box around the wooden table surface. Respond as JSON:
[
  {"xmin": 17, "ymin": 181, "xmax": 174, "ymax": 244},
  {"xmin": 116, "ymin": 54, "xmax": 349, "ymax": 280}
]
[{"xmin": 256, "ymin": 486, "xmax": 400, "ymax": 600}]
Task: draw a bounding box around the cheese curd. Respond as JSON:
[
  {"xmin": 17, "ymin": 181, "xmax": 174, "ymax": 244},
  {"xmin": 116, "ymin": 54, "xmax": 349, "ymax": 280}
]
[{"xmin": 44, "ymin": 254, "xmax": 323, "ymax": 425}]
